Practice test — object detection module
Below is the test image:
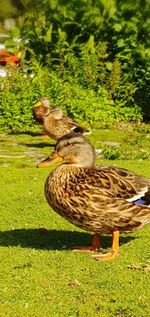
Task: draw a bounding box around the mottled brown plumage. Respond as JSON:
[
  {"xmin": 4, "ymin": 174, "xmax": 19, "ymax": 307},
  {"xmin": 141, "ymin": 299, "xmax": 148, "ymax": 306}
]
[
  {"xmin": 37, "ymin": 133, "xmax": 150, "ymax": 260},
  {"xmin": 33, "ymin": 97, "xmax": 87, "ymax": 140}
]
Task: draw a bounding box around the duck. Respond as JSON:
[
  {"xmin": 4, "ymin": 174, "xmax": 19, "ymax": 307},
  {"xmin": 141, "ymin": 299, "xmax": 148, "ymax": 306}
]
[
  {"xmin": 37, "ymin": 132, "xmax": 150, "ymax": 260},
  {"xmin": 33, "ymin": 97, "xmax": 88, "ymax": 140}
]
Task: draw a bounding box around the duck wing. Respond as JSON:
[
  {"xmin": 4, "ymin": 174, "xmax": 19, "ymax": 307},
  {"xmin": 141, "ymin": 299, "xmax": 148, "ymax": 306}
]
[
  {"xmin": 66, "ymin": 166, "xmax": 150, "ymax": 233},
  {"xmin": 95, "ymin": 165, "xmax": 150, "ymax": 203},
  {"xmin": 61, "ymin": 113, "xmax": 86, "ymax": 134}
]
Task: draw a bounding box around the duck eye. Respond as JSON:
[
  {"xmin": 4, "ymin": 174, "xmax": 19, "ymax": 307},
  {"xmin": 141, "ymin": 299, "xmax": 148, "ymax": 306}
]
[{"xmin": 73, "ymin": 127, "xmax": 81, "ymax": 133}]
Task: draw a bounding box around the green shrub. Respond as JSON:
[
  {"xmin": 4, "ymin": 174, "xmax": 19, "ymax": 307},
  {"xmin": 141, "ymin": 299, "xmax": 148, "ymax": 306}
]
[
  {"xmin": 0, "ymin": 57, "xmax": 142, "ymax": 133},
  {"xmin": 102, "ymin": 146, "xmax": 121, "ymax": 160},
  {"xmin": 1, "ymin": 0, "xmax": 149, "ymax": 131},
  {"xmin": 13, "ymin": 0, "xmax": 149, "ymax": 120}
]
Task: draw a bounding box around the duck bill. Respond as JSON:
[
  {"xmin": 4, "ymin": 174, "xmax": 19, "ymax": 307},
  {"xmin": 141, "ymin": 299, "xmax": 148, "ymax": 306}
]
[
  {"xmin": 37, "ymin": 151, "xmax": 63, "ymax": 168},
  {"xmin": 33, "ymin": 101, "xmax": 42, "ymax": 108}
]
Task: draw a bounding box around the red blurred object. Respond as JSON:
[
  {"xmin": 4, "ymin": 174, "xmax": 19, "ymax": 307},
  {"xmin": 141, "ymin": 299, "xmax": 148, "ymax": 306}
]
[{"xmin": 0, "ymin": 50, "xmax": 21, "ymax": 66}]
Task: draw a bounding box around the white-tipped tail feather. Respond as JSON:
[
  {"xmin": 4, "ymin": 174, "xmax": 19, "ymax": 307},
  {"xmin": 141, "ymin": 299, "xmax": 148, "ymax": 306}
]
[{"xmin": 126, "ymin": 186, "xmax": 148, "ymax": 203}]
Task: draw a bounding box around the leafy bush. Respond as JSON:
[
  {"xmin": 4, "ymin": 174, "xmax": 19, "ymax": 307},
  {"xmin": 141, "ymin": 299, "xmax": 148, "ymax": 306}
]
[
  {"xmin": 14, "ymin": 0, "xmax": 149, "ymax": 119},
  {"xmin": 102, "ymin": 146, "xmax": 121, "ymax": 160},
  {"xmin": 1, "ymin": 0, "xmax": 149, "ymax": 133},
  {"xmin": 0, "ymin": 58, "xmax": 142, "ymax": 133}
]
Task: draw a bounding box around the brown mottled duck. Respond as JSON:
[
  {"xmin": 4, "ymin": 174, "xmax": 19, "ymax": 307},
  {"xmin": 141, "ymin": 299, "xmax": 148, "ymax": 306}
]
[
  {"xmin": 33, "ymin": 97, "xmax": 88, "ymax": 140},
  {"xmin": 37, "ymin": 133, "xmax": 150, "ymax": 260}
]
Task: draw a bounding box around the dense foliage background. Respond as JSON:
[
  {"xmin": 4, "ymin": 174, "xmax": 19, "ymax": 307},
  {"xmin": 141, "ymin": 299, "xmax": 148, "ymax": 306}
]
[{"xmin": 0, "ymin": 0, "xmax": 149, "ymax": 132}]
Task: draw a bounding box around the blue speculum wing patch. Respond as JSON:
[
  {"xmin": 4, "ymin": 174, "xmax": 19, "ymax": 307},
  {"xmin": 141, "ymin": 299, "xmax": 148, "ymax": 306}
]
[{"xmin": 133, "ymin": 198, "xmax": 149, "ymax": 205}]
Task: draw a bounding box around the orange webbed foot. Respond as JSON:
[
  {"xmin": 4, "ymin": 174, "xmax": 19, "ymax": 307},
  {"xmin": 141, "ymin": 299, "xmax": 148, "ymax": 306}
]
[
  {"xmin": 73, "ymin": 246, "xmax": 97, "ymax": 253},
  {"xmin": 91, "ymin": 251, "xmax": 119, "ymax": 261}
]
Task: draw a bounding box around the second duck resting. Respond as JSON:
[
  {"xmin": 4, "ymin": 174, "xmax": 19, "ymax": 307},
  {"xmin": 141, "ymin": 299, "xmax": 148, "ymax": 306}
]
[
  {"xmin": 37, "ymin": 132, "xmax": 150, "ymax": 260},
  {"xmin": 33, "ymin": 96, "xmax": 88, "ymax": 140}
]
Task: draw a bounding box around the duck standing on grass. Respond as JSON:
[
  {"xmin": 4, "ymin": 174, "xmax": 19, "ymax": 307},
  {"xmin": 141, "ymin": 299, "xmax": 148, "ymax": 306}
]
[
  {"xmin": 37, "ymin": 133, "xmax": 150, "ymax": 260},
  {"xmin": 33, "ymin": 97, "xmax": 88, "ymax": 140}
]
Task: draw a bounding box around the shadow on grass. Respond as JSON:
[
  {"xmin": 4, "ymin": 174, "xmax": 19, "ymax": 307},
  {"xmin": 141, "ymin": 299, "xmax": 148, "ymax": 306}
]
[
  {"xmin": 8, "ymin": 131, "xmax": 41, "ymax": 137},
  {"xmin": 19, "ymin": 142, "xmax": 55, "ymax": 149},
  {"xmin": 0, "ymin": 228, "xmax": 135, "ymax": 250}
]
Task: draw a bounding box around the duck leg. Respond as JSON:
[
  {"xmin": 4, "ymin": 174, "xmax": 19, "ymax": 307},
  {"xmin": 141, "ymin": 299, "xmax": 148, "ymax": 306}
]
[
  {"xmin": 41, "ymin": 129, "xmax": 50, "ymax": 139},
  {"xmin": 73, "ymin": 233, "xmax": 101, "ymax": 253},
  {"xmin": 91, "ymin": 230, "xmax": 119, "ymax": 260}
]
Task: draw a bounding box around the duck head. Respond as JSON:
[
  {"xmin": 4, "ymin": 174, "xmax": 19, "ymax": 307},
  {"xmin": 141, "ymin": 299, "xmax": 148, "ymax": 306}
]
[{"xmin": 37, "ymin": 132, "xmax": 95, "ymax": 168}]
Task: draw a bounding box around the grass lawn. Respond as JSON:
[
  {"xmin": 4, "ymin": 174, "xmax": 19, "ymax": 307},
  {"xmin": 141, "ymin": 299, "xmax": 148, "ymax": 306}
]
[{"xmin": 0, "ymin": 125, "xmax": 150, "ymax": 317}]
